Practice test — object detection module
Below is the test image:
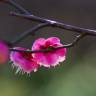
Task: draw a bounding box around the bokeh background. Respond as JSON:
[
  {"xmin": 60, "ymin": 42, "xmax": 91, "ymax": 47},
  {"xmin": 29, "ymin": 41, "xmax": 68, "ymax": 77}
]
[{"xmin": 0, "ymin": 0, "xmax": 96, "ymax": 96}]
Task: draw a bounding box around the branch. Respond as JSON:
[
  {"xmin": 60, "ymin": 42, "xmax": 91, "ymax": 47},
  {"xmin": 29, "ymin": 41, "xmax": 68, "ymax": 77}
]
[
  {"xmin": 10, "ymin": 33, "xmax": 86, "ymax": 53},
  {"xmin": 11, "ymin": 23, "xmax": 49, "ymax": 46},
  {"xmin": 3, "ymin": 0, "xmax": 30, "ymax": 14},
  {"xmin": 10, "ymin": 12, "xmax": 96, "ymax": 36},
  {"xmin": 3, "ymin": 0, "xmax": 96, "ymax": 36}
]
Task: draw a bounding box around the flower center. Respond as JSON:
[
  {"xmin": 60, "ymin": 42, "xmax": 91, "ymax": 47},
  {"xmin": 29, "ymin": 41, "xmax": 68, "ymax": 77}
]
[{"xmin": 21, "ymin": 52, "xmax": 32, "ymax": 61}]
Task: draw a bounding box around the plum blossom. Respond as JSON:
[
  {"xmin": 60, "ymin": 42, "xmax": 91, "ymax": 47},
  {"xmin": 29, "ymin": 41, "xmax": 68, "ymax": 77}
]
[
  {"xmin": 10, "ymin": 47, "xmax": 40, "ymax": 74},
  {"xmin": 32, "ymin": 37, "xmax": 67, "ymax": 67},
  {"xmin": 0, "ymin": 41, "xmax": 9, "ymax": 64}
]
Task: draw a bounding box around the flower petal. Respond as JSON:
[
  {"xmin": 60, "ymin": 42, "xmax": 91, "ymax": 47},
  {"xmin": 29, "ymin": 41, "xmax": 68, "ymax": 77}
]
[
  {"xmin": 34, "ymin": 52, "xmax": 59, "ymax": 67},
  {"xmin": 32, "ymin": 38, "xmax": 46, "ymax": 50},
  {"xmin": 46, "ymin": 37, "xmax": 60, "ymax": 44}
]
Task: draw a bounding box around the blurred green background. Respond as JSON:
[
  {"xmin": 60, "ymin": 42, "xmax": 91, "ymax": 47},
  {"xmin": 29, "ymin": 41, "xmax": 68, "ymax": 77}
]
[{"xmin": 0, "ymin": 0, "xmax": 96, "ymax": 96}]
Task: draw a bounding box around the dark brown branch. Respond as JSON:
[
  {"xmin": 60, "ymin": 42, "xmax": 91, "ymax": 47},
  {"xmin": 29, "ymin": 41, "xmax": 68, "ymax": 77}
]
[
  {"xmin": 10, "ymin": 12, "xmax": 96, "ymax": 36},
  {"xmin": 10, "ymin": 33, "xmax": 86, "ymax": 53}
]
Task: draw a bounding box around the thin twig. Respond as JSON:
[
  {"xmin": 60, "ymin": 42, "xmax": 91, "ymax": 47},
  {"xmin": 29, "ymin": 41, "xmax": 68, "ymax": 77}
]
[
  {"xmin": 11, "ymin": 23, "xmax": 49, "ymax": 45},
  {"xmin": 10, "ymin": 33, "xmax": 86, "ymax": 53}
]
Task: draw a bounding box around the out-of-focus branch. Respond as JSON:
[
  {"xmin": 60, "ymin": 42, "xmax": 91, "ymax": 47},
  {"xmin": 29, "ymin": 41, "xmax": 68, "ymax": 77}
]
[{"xmin": 2, "ymin": 0, "xmax": 30, "ymax": 14}]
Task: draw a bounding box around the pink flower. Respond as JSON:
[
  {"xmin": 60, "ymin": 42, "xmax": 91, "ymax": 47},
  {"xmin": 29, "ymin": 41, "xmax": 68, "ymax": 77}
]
[
  {"xmin": 0, "ymin": 41, "xmax": 9, "ymax": 64},
  {"xmin": 32, "ymin": 37, "xmax": 67, "ymax": 67},
  {"xmin": 10, "ymin": 47, "xmax": 40, "ymax": 74}
]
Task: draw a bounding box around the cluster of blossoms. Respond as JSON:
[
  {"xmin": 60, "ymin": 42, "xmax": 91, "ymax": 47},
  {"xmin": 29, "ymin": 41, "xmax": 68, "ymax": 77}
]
[{"xmin": 0, "ymin": 37, "xmax": 67, "ymax": 74}]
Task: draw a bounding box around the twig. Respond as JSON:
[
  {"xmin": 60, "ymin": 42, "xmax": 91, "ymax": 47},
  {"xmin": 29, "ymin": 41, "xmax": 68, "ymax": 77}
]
[
  {"xmin": 10, "ymin": 33, "xmax": 86, "ymax": 53},
  {"xmin": 11, "ymin": 23, "xmax": 49, "ymax": 45},
  {"xmin": 3, "ymin": 0, "xmax": 30, "ymax": 14}
]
